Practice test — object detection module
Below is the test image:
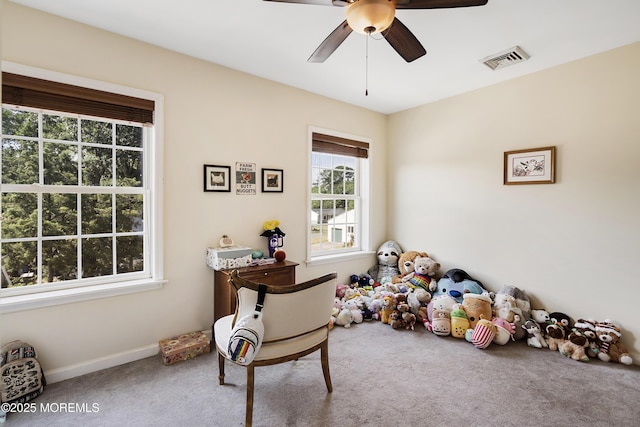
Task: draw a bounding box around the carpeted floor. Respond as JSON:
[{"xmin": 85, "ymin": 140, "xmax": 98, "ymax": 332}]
[{"xmin": 5, "ymin": 321, "xmax": 640, "ymax": 426}]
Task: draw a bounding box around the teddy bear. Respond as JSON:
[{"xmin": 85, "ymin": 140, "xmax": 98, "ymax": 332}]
[
  {"xmin": 392, "ymin": 250, "xmax": 429, "ymax": 283},
  {"xmin": 379, "ymin": 294, "xmax": 396, "ymax": 325},
  {"xmin": 397, "ymin": 302, "xmax": 416, "ymax": 331},
  {"xmin": 367, "ymin": 240, "xmax": 403, "ymax": 285},
  {"xmin": 595, "ymin": 320, "xmax": 633, "ymax": 365},
  {"xmin": 558, "ymin": 330, "xmax": 590, "ymax": 362},
  {"xmin": 432, "ymin": 268, "xmax": 486, "ymax": 304},
  {"xmin": 522, "ymin": 319, "xmax": 548, "ymax": 349},
  {"xmin": 389, "ymin": 309, "xmax": 405, "ymax": 329},
  {"xmin": 573, "ymin": 318, "xmax": 599, "ymax": 358},
  {"xmin": 402, "ymin": 256, "xmax": 440, "ymax": 293}
]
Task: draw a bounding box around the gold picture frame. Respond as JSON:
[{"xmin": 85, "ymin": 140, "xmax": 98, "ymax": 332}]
[{"xmin": 504, "ymin": 146, "xmax": 556, "ymax": 185}]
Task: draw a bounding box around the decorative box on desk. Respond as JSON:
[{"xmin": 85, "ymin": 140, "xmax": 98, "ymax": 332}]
[
  {"xmin": 159, "ymin": 331, "xmax": 210, "ymax": 365},
  {"xmin": 206, "ymin": 246, "xmax": 253, "ymax": 270},
  {"xmin": 213, "ymin": 260, "xmax": 298, "ymax": 321}
]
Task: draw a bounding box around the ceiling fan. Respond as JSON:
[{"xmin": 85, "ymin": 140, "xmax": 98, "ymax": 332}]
[{"xmin": 264, "ymin": 0, "xmax": 489, "ymax": 63}]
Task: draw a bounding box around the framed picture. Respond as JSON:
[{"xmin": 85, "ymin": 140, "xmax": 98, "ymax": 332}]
[
  {"xmin": 236, "ymin": 162, "xmax": 257, "ymax": 195},
  {"xmin": 504, "ymin": 146, "xmax": 556, "ymax": 185},
  {"xmin": 262, "ymin": 168, "xmax": 283, "ymax": 193},
  {"xmin": 204, "ymin": 164, "xmax": 231, "ymax": 192}
]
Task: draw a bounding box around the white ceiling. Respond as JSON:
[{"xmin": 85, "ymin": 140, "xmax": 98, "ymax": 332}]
[{"xmin": 9, "ymin": 0, "xmax": 640, "ymax": 114}]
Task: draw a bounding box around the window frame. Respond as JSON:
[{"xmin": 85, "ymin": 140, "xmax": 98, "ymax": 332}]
[
  {"xmin": 0, "ymin": 62, "xmax": 165, "ymax": 313},
  {"xmin": 307, "ymin": 127, "xmax": 371, "ymax": 265}
]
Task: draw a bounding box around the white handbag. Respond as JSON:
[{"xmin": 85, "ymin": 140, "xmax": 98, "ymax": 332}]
[{"xmin": 227, "ymin": 284, "xmax": 267, "ymax": 365}]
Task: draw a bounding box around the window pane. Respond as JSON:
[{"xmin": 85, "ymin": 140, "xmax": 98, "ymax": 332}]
[
  {"xmin": 2, "ymin": 108, "xmax": 38, "ymax": 137},
  {"xmin": 81, "ymin": 119, "xmax": 112, "ymax": 144},
  {"xmin": 2, "ymin": 138, "xmax": 39, "ymax": 184},
  {"xmin": 1, "ymin": 241, "xmax": 37, "ymax": 288},
  {"xmin": 343, "ymin": 167, "xmax": 355, "ymax": 195},
  {"xmin": 317, "ymin": 169, "xmax": 331, "ymax": 195},
  {"xmin": 116, "ymin": 194, "xmax": 143, "ymax": 232},
  {"xmin": 116, "ymin": 124, "xmax": 143, "ymax": 148},
  {"xmin": 82, "ymin": 146, "xmax": 113, "ymax": 186},
  {"xmin": 82, "ymin": 194, "xmax": 112, "ymax": 234},
  {"xmin": 42, "ymin": 239, "xmax": 77, "ymax": 282},
  {"xmin": 117, "ymin": 236, "xmax": 143, "ymax": 273},
  {"xmin": 43, "ymin": 193, "xmax": 77, "ymax": 236},
  {"xmin": 333, "ymin": 169, "xmax": 344, "ymax": 194},
  {"xmin": 82, "ymin": 237, "xmax": 113, "ymax": 278},
  {"xmin": 44, "ymin": 142, "xmax": 78, "ymax": 185},
  {"xmin": 116, "ymin": 149, "xmax": 142, "ymax": 187},
  {"xmin": 1, "ymin": 192, "xmax": 38, "ymax": 238},
  {"xmin": 43, "ymin": 114, "xmax": 77, "ymax": 141}
]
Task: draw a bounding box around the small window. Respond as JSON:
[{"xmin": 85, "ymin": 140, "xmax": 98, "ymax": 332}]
[{"xmin": 309, "ymin": 131, "xmax": 369, "ymax": 260}]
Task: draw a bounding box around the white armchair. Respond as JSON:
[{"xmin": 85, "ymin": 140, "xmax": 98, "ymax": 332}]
[{"xmin": 213, "ymin": 270, "xmax": 337, "ymax": 427}]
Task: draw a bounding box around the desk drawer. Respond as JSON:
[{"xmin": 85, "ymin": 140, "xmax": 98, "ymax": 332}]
[{"xmin": 241, "ymin": 268, "xmax": 294, "ymax": 286}]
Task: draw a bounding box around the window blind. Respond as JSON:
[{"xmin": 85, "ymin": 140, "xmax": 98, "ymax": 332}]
[
  {"xmin": 312, "ymin": 132, "xmax": 369, "ymax": 159},
  {"xmin": 2, "ymin": 72, "xmax": 155, "ymax": 124}
]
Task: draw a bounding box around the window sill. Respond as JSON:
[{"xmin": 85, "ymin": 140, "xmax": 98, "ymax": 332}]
[
  {"xmin": 0, "ymin": 279, "xmax": 167, "ymax": 314},
  {"xmin": 305, "ymin": 250, "xmax": 375, "ymax": 266}
]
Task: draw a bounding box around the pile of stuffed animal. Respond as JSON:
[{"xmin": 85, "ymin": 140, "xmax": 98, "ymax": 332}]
[{"xmin": 330, "ymin": 240, "xmax": 634, "ymax": 366}]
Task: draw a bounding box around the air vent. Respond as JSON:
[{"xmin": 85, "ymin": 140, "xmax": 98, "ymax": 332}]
[{"xmin": 481, "ymin": 46, "xmax": 530, "ymax": 70}]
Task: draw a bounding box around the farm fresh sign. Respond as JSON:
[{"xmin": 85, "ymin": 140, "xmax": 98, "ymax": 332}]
[{"xmin": 236, "ymin": 162, "xmax": 256, "ymax": 195}]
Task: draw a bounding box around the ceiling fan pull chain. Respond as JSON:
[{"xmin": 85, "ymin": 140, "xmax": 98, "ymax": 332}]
[{"xmin": 365, "ymin": 30, "xmax": 369, "ymax": 96}]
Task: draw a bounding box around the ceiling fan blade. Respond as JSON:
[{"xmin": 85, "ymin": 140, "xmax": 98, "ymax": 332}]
[
  {"xmin": 262, "ymin": 0, "xmax": 345, "ymax": 6},
  {"xmin": 308, "ymin": 20, "xmax": 353, "ymax": 63},
  {"xmin": 382, "ymin": 17, "xmax": 427, "ymax": 62},
  {"xmin": 395, "ymin": 0, "xmax": 488, "ymax": 9}
]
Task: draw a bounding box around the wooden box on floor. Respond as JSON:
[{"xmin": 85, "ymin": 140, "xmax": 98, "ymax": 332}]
[{"xmin": 159, "ymin": 331, "xmax": 210, "ymax": 365}]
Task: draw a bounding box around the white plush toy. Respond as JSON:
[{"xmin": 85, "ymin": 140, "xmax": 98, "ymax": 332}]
[{"xmin": 522, "ymin": 319, "xmax": 548, "ymax": 349}]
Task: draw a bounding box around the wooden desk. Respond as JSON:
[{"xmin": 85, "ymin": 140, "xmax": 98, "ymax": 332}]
[{"xmin": 213, "ymin": 260, "xmax": 298, "ymax": 322}]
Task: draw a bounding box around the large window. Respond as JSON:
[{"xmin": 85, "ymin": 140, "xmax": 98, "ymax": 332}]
[
  {"xmin": 0, "ymin": 66, "xmax": 163, "ymax": 310},
  {"xmin": 309, "ymin": 131, "xmax": 369, "ymax": 259}
]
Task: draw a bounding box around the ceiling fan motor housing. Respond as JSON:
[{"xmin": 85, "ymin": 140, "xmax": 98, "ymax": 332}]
[{"xmin": 346, "ymin": 0, "xmax": 396, "ymax": 35}]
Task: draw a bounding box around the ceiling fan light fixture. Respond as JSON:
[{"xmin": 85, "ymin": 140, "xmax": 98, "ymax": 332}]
[{"xmin": 346, "ymin": 0, "xmax": 396, "ymax": 35}]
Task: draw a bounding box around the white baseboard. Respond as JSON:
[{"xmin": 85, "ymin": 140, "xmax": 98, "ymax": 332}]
[
  {"xmin": 44, "ymin": 329, "xmax": 213, "ymax": 384},
  {"xmin": 44, "ymin": 343, "xmax": 159, "ymax": 384}
]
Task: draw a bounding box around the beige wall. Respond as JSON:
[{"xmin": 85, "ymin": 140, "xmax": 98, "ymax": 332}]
[
  {"xmin": 2, "ymin": 1, "xmax": 639, "ymax": 377},
  {"xmin": 0, "ymin": 2, "xmax": 387, "ymax": 378},
  {"xmin": 388, "ymin": 42, "xmax": 640, "ymax": 360}
]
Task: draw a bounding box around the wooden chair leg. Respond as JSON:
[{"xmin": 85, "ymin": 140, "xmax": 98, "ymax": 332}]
[
  {"xmin": 218, "ymin": 352, "xmax": 225, "ymax": 385},
  {"xmin": 320, "ymin": 340, "xmax": 333, "ymax": 393},
  {"xmin": 246, "ymin": 364, "xmax": 255, "ymax": 427}
]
